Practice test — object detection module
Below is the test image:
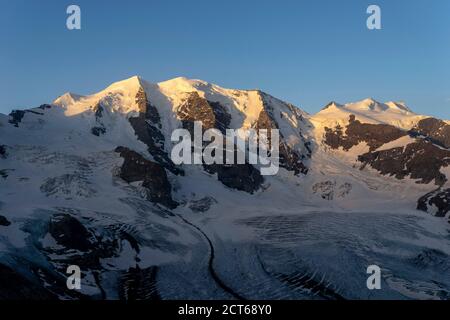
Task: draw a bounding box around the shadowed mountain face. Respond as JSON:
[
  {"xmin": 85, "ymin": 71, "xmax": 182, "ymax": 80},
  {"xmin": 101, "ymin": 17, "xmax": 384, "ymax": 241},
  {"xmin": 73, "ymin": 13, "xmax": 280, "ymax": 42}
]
[
  {"xmin": 176, "ymin": 91, "xmax": 264, "ymax": 193},
  {"xmin": 115, "ymin": 146, "xmax": 178, "ymax": 209},
  {"xmin": 358, "ymin": 140, "xmax": 450, "ymax": 186},
  {"xmin": 0, "ymin": 76, "xmax": 449, "ymax": 300},
  {"xmin": 324, "ymin": 115, "xmax": 407, "ymax": 152},
  {"xmin": 411, "ymin": 118, "xmax": 450, "ymax": 148},
  {"xmin": 0, "ymin": 263, "xmax": 58, "ymax": 300},
  {"xmin": 177, "ymin": 92, "xmax": 218, "ymax": 131},
  {"xmin": 324, "ymin": 111, "xmax": 450, "ymax": 217},
  {"xmin": 418, "ymin": 188, "xmax": 450, "ymax": 220},
  {"xmin": 323, "ymin": 114, "xmax": 450, "ymax": 198},
  {"xmin": 129, "ymin": 88, "xmax": 183, "ymax": 176},
  {"xmin": 257, "ymin": 93, "xmax": 309, "ymax": 175}
]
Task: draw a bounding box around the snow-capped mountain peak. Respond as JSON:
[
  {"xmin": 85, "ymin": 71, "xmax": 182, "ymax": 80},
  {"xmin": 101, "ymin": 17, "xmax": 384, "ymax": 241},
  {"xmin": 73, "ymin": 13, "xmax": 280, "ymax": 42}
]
[
  {"xmin": 53, "ymin": 92, "xmax": 84, "ymax": 107},
  {"xmin": 52, "ymin": 76, "xmax": 147, "ymax": 116},
  {"xmin": 319, "ymin": 98, "xmax": 413, "ymax": 115},
  {"xmin": 1, "ymin": 75, "xmax": 450, "ymax": 300},
  {"xmin": 313, "ymin": 97, "xmax": 425, "ymax": 130},
  {"xmin": 103, "ymin": 75, "xmax": 144, "ymax": 91},
  {"xmin": 385, "ymin": 101, "xmax": 412, "ymax": 113},
  {"xmin": 343, "ymin": 98, "xmax": 414, "ymax": 114},
  {"xmin": 158, "ymin": 76, "xmax": 211, "ymax": 91}
]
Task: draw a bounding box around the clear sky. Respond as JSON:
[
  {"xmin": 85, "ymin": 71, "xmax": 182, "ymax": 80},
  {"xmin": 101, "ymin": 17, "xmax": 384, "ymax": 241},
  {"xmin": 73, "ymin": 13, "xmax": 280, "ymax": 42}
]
[{"xmin": 1, "ymin": 0, "xmax": 449, "ymax": 118}]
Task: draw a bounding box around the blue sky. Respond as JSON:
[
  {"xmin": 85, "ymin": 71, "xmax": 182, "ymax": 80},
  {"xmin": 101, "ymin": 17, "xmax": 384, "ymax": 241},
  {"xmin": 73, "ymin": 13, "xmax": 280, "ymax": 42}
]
[{"xmin": 1, "ymin": 0, "xmax": 449, "ymax": 118}]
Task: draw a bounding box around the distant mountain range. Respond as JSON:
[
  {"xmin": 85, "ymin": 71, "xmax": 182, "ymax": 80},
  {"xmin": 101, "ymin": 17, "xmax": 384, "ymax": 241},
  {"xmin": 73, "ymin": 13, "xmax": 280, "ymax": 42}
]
[{"xmin": 1, "ymin": 76, "xmax": 449, "ymax": 299}]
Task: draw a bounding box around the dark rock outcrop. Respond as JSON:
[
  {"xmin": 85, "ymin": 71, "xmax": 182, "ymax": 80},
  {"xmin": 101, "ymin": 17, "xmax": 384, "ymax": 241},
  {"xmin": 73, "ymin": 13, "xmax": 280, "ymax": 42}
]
[
  {"xmin": 324, "ymin": 115, "xmax": 407, "ymax": 152},
  {"xmin": 178, "ymin": 92, "xmax": 217, "ymax": 132},
  {"xmin": 115, "ymin": 146, "xmax": 177, "ymax": 208},
  {"xmin": 0, "ymin": 263, "xmax": 57, "ymax": 300},
  {"xmin": 93, "ymin": 103, "xmax": 104, "ymax": 119},
  {"xmin": 90, "ymin": 103, "xmax": 106, "ymax": 136},
  {"xmin": 129, "ymin": 88, "xmax": 183, "ymax": 175},
  {"xmin": 177, "ymin": 92, "xmax": 232, "ymax": 134},
  {"xmin": 208, "ymin": 101, "xmax": 232, "ymax": 134},
  {"xmin": 8, "ymin": 109, "xmax": 43, "ymax": 127},
  {"xmin": 189, "ymin": 197, "xmax": 218, "ymax": 213},
  {"xmin": 0, "ymin": 170, "xmax": 10, "ymax": 179},
  {"xmin": 91, "ymin": 126, "xmax": 106, "ymax": 136},
  {"xmin": 38, "ymin": 104, "xmax": 52, "ymax": 110},
  {"xmin": 0, "ymin": 215, "xmax": 11, "ymax": 226},
  {"xmin": 418, "ymin": 188, "xmax": 450, "ymax": 220},
  {"xmin": 359, "ymin": 140, "xmax": 450, "ymax": 186},
  {"xmin": 8, "ymin": 110, "xmax": 26, "ymax": 127},
  {"xmin": 0, "ymin": 145, "xmax": 6, "ymax": 158},
  {"xmin": 410, "ymin": 117, "xmax": 450, "ymax": 148},
  {"xmin": 48, "ymin": 214, "xmax": 94, "ymax": 251},
  {"xmin": 205, "ymin": 163, "xmax": 264, "ymax": 194},
  {"xmin": 312, "ymin": 181, "xmax": 352, "ymax": 200}
]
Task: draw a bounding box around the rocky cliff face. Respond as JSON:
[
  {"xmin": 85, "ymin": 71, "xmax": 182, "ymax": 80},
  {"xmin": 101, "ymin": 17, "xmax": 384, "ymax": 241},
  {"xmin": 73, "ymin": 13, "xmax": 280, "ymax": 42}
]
[
  {"xmin": 257, "ymin": 92, "xmax": 309, "ymax": 175},
  {"xmin": 358, "ymin": 140, "xmax": 450, "ymax": 186},
  {"xmin": 411, "ymin": 118, "xmax": 450, "ymax": 148},
  {"xmin": 115, "ymin": 146, "xmax": 177, "ymax": 209},
  {"xmin": 418, "ymin": 188, "xmax": 450, "ymax": 220},
  {"xmin": 176, "ymin": 91, "xmax": 264, "ymax": 193},
  {"xmin": 322, "ymin": 113, "xmax": 450, "ymax": 197},
  {"xmin": 324, "ymin": 115, "xmax": 407, "ymax": 152},
  {"xmin": 129, "ymin": 88, "xmax": 183, "ymax": 176},
  {"xmin": 0, "ymin": 145, "xmax": 6, "ymax": 158}
]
